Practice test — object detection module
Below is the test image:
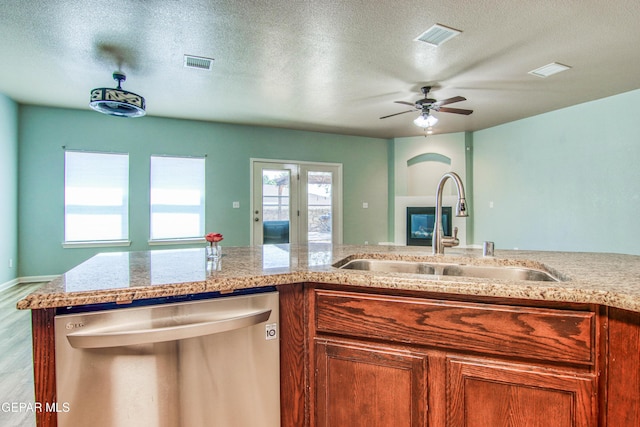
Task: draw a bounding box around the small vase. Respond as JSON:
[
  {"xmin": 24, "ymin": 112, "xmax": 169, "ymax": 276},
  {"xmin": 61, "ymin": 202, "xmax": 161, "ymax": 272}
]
[
  {"xmin": 206, "ymin": 242, "xmax": 221, "ymax": 260},
  {"xmin": 207, "ymin": 256, "xmax": 222, "ymax": 272}
]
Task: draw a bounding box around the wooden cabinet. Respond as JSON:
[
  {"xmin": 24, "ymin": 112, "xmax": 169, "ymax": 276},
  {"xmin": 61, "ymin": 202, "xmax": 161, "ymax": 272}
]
[
  {"xmin": 308, "ymin": 286, "xmax": 598, "ymax": 427},
  {"xmin": 447, "ymin": 357, "xmax": 595, "ymax": 427},
  {"xmin": 313, "ymin": 289, "xmax": 595, "ymax": 364},
  {"xmin": 32, "ymin": 283, "xmax": 640, "ymax": 427},
  {"xmin": 606, "ymin": 308, "xmax": 640, "ymax": 425},
  {"xmin": 315, "ymin": 339, "xmax": 427, "ymax": 427}
]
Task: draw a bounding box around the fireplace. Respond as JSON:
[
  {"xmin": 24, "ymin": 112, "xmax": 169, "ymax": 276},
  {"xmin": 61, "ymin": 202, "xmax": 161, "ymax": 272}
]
[{"xmin": 406, "ymin": 206, "xmax": 452, "ymax": 246}]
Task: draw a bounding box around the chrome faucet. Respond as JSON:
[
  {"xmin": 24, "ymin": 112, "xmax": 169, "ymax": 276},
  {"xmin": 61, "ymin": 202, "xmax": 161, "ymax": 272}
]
[{"xmin": 432, "ymin": 172, "xmax": 469, "ymax": 255}]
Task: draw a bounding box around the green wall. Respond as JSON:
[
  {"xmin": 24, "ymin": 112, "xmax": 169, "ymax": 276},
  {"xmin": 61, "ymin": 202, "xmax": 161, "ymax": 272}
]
[
  {"xmin": 0, "ymin": 94, "xmax": 18, "ymax": 285},
  {"xmin": 9, "ymin": 87, "xmax": 640, "ymax": 279},
  {"xmin": 17, "ymin": 106, "xmax": 389, "ymax": 276},
  {"xmin": 390, "ymin": 132, "xmax": 469, "ymax": 244},
  {"xmin": 393, "ymin": 133, "xmax": 467, "ymax": 198},
  {"xmin": 472, "ymin": 89, "xmax": 640, "ymax": 255}
]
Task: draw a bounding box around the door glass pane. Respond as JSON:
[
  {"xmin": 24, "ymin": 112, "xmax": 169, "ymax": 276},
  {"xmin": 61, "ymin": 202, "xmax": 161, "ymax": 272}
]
[
  {"xmin": 307, "ymin": 171, "xmax": 332, "ymax": 243},
  {"xmin": 262, "ymin": 169, "xmax": 290, "ymax": 244}
]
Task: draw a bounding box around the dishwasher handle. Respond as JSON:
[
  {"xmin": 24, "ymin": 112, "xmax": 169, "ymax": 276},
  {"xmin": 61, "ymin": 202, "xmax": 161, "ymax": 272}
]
[{"xmin": 66, "ymin": 308, "xmax": 272, "ymax": 349}]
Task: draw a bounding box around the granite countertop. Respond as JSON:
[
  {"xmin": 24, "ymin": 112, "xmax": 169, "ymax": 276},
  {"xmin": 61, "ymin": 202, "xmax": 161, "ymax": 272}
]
[{"xmin": 17, "ymin": 244, "xmax": 640, "ymax": 312}]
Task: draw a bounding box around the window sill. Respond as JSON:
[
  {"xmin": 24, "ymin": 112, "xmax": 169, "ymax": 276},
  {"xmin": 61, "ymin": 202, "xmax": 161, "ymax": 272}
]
[
  {"xmin": 62, "ymin": 240, "xmax": 132, "ymax": 249},
  {"xmin": 148, "ymin": 238, "xmax": 206, "ymax": 246}
]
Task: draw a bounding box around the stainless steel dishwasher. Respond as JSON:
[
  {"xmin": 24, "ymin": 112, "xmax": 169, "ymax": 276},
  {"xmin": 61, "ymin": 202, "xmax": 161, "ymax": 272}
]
[{"xmin": 54, "ymin": 290, "xmax": 280, "ymax": 427}]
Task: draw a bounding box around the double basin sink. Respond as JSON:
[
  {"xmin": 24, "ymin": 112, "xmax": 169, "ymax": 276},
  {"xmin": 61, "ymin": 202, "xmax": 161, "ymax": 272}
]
[{"xmin": 338, "ymin": 259, "xmax": 559, "ymax": 282}]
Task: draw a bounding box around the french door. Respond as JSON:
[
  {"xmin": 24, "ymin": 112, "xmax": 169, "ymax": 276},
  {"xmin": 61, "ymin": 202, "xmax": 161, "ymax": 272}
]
[{"xmin": 251, "ymin": 160, "xmax": 342, "ymax": 245}]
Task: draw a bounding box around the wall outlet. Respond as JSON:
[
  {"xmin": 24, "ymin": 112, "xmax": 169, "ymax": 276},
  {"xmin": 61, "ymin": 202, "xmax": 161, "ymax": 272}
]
[
  {"xmin": 362, "ymin": 202, "xmax": 369, "ymax": 209},
  {"xmin": 232, "ymin": 201, "xmax": 240, "ymax": 208},
  {"xmin": 9, "ymin": 259, "xmax": 13, "ymax": 268}
]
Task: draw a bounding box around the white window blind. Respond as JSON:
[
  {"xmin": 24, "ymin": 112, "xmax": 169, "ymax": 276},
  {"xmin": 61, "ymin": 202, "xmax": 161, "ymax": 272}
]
[
  {"xmin": 150, "ymin": 156, "xmax": 205, "ymax": 240},
  {"xmin": 64, "ymin": 151, "xmax": 129, "ymax": 242}
]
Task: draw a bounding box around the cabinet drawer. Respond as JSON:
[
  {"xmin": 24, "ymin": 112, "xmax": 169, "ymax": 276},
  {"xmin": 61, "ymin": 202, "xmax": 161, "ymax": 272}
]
[{"xmin": 314, "ymin": 290, "xmax": 594, "ymax": 365}]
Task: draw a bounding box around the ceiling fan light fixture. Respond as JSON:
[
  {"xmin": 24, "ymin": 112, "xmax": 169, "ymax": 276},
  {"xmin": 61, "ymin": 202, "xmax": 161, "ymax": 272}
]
[
  {"xmin": 90, "ymin": 71, "xmax": 146, "ymax": 118},
  {"xmin": 414, "ymin": 113, "xmax": 438, "ymax": 128}
]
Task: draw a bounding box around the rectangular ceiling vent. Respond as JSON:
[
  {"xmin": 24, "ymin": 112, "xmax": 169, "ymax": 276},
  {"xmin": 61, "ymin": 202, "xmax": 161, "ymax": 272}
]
[
  {"xmin": 183, "ymin": 55, "xmax": 214, "ymax": 71},
  {"xmin": 414, "ymin": 24, "xmax": 462, "ymax": 47},
  {"xmin": 528, "ymin": 62, "xmax": 571, "ymax": 78}
]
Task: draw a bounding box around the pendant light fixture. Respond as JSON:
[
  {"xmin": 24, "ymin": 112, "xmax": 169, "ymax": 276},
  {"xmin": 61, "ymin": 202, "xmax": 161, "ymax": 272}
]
[{"xmin": 89, "ymin": 71, "xmax": 146, "ymax": 118}]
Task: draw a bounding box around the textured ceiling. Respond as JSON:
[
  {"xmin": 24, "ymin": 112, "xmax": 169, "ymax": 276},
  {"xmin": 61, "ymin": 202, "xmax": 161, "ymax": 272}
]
[{"xmin": 1, "ymin": 0, "xmax": 640, "ymax": 138}]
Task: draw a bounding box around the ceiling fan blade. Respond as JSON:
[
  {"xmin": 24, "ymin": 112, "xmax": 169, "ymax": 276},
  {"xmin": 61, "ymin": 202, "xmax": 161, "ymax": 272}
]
[
  {"xmin": 394, "ymin": 101, "xmax": 416, "ymax": 107},
  {"xmin": 379, "ymin": 109, "xmax": 415, "ymax": 119},
  {"xmin": 433, "ymin": 96, "xmax": 466, "ymax": 107},
  {"xmin": 437, "ymin": 106, "xmax": 473, "ymax": 115}
]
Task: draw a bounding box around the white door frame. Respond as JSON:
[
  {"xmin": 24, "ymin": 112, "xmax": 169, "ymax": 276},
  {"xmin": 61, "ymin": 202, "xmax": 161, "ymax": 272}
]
[
  {"xmin": 251, "ymin": 161, "xmax": 299, "ymax": 246},
  {"xmin": 250, "ymin": 158, "xmax": 343, "ymax": 245}
]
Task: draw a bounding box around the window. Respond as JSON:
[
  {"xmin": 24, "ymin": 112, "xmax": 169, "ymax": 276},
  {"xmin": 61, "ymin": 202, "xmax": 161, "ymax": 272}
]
[
  {"xmin": 64, "ymin": 151, "xmax": 129, "ymax": 243},
  {"xmin": 150, "ymin": 156, "xmax": 205, "ymax": 240}
]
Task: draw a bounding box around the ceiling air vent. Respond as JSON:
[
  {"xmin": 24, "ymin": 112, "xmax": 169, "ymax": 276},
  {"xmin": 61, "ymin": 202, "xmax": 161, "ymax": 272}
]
[
  {"xmin": 528, "ymin": 62, "xmax": 571, "ymax": 78},
  {"xmin": 414, "ymin": 24, "xmax": 461, "ymax": 47},
  {"xmin": 183, "ymin": 55, "xmax": 214, "ymax": 71}
]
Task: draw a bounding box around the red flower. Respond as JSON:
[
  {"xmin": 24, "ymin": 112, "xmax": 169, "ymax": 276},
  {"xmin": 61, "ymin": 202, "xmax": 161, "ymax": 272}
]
[{"xmin": 205, "ymin": 232, "xmax": 224, "ymax": 243}]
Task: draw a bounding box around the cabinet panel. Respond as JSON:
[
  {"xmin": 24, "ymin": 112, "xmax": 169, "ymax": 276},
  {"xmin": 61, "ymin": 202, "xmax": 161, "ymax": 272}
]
[
  {"xmin": 32, "ymin": 308, "xmax": 57, "ymax": 427},
  {"xmin": 447, "ymin": 358, "xmax": 596, "ymax": 427},
  {"xmin": 315, "ymin": 339, "xmax": 428, "ymax": 427},
  {"xmin": 314, "ymin": 289, "xmax": 594, "ymax": 365},
  {"xmin": 607, "ymin": 307, "xmax": 640, "ymax": 425},
  {"xmin": 277, "ymin": 284, "xmax": 307, "ymax": 427}
]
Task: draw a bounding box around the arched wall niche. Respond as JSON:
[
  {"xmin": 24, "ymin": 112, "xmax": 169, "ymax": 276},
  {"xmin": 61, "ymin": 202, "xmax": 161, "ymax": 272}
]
[{"xmin": 407, "ymin": 152, "xmax": 454, "ymax": 196}]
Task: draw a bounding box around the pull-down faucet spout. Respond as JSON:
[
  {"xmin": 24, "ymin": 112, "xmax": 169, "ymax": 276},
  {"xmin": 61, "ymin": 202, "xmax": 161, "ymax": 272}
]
[{"xmin": 432, "ymin": 172, "xmax": 469, "ymax": 255}]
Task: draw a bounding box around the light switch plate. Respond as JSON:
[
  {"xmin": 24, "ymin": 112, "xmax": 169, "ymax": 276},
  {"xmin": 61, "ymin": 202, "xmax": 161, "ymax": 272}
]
[
  {"xmin": 362, "ymin": 202, "xmax": 369, "ymax": 208},
  {"xmin": 233, "ymin": 201, "xmax": 240, "ymax": 208}
]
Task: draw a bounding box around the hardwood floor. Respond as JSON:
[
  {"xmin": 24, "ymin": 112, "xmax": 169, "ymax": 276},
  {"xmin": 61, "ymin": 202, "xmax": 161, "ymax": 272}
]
[{"xmin": 0, "ymin": 283, "xmax": 44, "ymax": 427}]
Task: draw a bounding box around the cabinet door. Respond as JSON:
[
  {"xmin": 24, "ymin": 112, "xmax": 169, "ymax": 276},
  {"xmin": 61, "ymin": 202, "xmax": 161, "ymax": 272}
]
[
  {"xmin": 447, "ymin": 358, "xmax": 596, "ymax": 427},
  {"xmin": 315, "ymin": 339, "xmax": 428, "ymax": 427}
]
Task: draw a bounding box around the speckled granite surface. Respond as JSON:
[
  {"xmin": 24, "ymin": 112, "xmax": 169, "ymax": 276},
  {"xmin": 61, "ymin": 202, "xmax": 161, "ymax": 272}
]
[{"xmin": 16, "ymin": 244, "xmax": 640, "ymax": 312}]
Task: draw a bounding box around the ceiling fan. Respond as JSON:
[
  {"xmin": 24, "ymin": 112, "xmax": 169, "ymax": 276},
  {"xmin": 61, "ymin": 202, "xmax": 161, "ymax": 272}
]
[{"xmin": 380, "ymin": 86, "xmax": 472, "ymax": 128}]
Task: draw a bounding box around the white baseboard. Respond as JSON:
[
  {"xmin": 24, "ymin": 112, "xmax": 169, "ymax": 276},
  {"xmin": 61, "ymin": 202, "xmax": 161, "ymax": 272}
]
[
  {"xmin": 0, "ymin": 275, "xmax": 60, "ymax": 292},
  {"xmin": 0, "ymin": 278, "xmax": 20, "ymax": 292},
  {"xmin": 19, "ymin": 275, "xmax": 60, "ymax": 284}
]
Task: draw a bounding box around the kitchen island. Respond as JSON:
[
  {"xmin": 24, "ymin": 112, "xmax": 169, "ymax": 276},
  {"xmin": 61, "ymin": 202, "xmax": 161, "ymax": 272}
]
[{"xmin": 18, "ymin": 244, "xmax": 640, "ymax": 426}]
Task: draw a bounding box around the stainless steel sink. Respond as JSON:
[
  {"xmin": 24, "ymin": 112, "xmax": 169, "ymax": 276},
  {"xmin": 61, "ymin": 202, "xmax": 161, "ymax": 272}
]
[
  {"xmin": 339, "ymin": 259, "xmax": 437, "ymax": 275},
  {"xmin": 436, "ymin": 263, "xmax": 558, "ymax": 281},
  {"xmin": 338, "ymin": 259, "xmax": 559, "ymax": 282}
]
